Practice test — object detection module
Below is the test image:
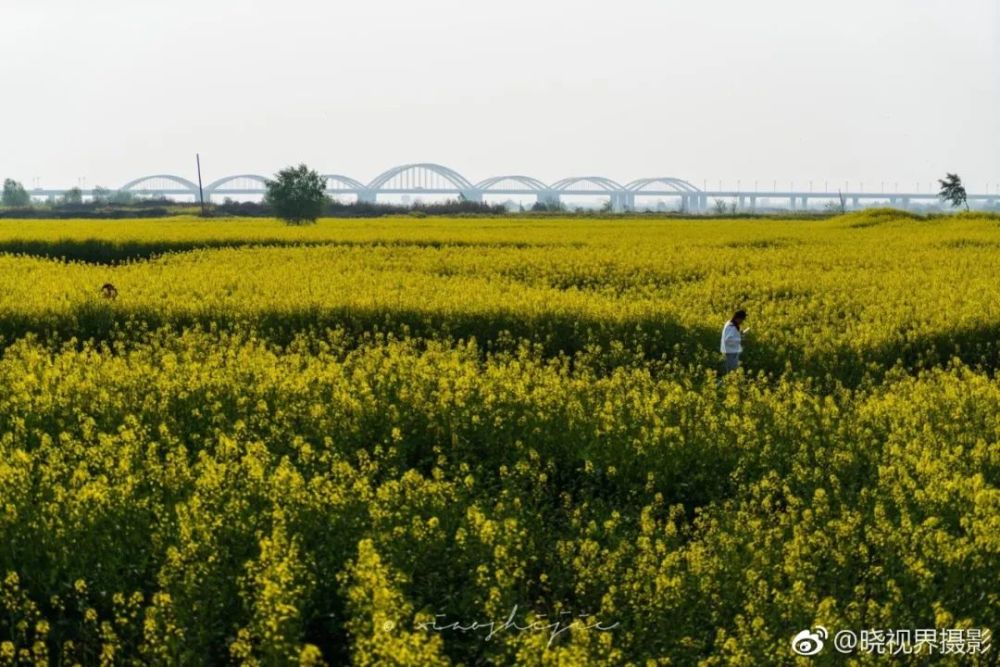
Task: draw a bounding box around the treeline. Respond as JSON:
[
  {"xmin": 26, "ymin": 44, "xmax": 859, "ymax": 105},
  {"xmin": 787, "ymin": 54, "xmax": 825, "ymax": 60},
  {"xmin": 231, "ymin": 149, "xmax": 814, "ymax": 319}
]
[
  {"xmin": 215, "ymin": 197, "xmax": 510, "ymax": 218},
  {"xmin": 0, "ymin": 199, "xmax": 512, "ymax": 220},
  {"xmin": 0, "ymin": 178, "xmax": 174, "ymax": 218}
]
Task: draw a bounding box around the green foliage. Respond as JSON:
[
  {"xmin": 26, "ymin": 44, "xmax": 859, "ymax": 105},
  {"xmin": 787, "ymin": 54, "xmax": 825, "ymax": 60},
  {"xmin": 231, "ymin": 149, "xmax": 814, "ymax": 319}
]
[
  {"xmin": 938, "ymin": 173, "xmax": 969, "ymax": 212},
  {"xmin": 265, "ymin": 164, "xmax": 328, "ymax": 225},
  {"xmin": 91, "ymin": 187, "xmax": 112, "ymax": 205},
  {"xmin": 61, "ymin": 187, "xmax": 83, "ymax": 206},
  {"xmin": 110, "ymin": 189, "xmax": 138, "ymax": 205},
  {"xmin": 1, "ymin": 178, "xmax": 30, "ymax": 208}
]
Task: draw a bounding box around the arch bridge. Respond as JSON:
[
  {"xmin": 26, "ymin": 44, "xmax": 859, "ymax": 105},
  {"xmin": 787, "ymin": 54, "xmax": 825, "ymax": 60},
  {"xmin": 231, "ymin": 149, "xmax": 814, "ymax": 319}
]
[
  {"xmin": 102, "ymin": 164, "xmax": 704, "ymax": 211},
  {"xmin": 30, "ymin": 164, "xmax": 994, "ymax": 211}
]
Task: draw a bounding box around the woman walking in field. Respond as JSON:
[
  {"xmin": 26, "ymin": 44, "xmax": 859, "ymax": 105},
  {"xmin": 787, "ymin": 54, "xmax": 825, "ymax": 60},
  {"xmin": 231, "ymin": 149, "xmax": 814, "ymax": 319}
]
[{"xmin": 720, "ymin": 309, "xmax": 748, "ymax": 375}]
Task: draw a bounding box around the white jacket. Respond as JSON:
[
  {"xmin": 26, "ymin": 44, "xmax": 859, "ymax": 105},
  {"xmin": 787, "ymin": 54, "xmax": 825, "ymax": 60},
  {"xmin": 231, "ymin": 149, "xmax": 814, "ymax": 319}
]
[{"xmin": 721, "ymin": 321, "xmax": 742, "ymax": 354}]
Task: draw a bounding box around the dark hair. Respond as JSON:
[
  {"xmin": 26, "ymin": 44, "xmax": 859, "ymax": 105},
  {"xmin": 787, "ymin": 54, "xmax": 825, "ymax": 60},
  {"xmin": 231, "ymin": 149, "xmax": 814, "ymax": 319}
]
[{"xmin": 732, "ymin": 309, "xmax": 747, "ymax": 320}]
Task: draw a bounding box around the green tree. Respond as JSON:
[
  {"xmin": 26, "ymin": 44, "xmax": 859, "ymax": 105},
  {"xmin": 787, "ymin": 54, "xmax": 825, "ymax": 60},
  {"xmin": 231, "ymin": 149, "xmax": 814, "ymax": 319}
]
[
  {"xmin": 110, "ymin": 190, "xmax": 137, "ymax": 205},
  {"xmin": 938, "ymin": 173, "xmax": 969, "ymax": 212},
  {"xmin": 2, "ymin": 179, "xmax": 30, "ymax": 207},
  {"xmin": 265, "ymin": 164, "xmax": 328, "ymax": 225},
  {"xmin": 91, "ymin": 187, "xmax": 111, "ymax": 204},
  {"xmin": 62, "ymin": 187, "xmax": 83, "ymax": 205}
]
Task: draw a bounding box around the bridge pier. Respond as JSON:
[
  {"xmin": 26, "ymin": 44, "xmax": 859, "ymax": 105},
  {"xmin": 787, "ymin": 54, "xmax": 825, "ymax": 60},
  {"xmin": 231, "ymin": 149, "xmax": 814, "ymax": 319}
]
[
  {"xmin": 687, "ymin": 194, "xmax": 707, "ymax": 213},
  {"xmin": 852, "ymin": 197, "xmax": 860, "ymax": 209},
  {"xmin": 750, "ymin": 196, "xmax": 757, "ymax": 212},
  {"xmin": 358, "ymin": 190, "xmax": 377, "ymax": 204},
  {"xmin": 608, "ymin": 192, "xmax": 632, "ymax": 213},
  {"xmin": 789, "ymin": 196, "xmax": 797, "ymax": 211}
]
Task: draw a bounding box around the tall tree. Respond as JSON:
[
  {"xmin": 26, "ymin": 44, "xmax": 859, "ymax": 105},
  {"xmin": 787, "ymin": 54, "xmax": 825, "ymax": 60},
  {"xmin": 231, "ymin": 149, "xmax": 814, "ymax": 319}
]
[
  {"xmin": 265, "ymin": 164, "xmax": 327, "ymax": 225},
  {"xmin": 62, "ymin": 187, "xmax": 83, "ymax": 205},
  {"xmin": 938, "ymin": 173, "xmax": 969, "ymax": 212},
  {"xmin": 2, "ymin": 179, "xmax": 30, "ymax": 207},
  {"xmin": 91, "ymin": 187, "xmax": 111, "ymax": 204},
  {"xmin": 110, "ymin": 190, "xmax": 137, "ymax": 205}
]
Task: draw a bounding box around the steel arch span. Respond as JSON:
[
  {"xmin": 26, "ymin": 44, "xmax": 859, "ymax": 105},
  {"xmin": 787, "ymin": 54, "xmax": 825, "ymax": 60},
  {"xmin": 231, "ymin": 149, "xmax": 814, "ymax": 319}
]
[
  {"xmin": 204, "ymin": 174, "xmax": 269, "ymax": 192},
  {"xmin": 550, "ymin": 176, "xmax": 625, "ymax": 192},
  {"xmin": 366, "ymin": 163, "xmax": 476, "ymax": 191},
  {"xmin": 119, "ymin": 174, "xmax": 200, "ymax": 193},
  {"xmin": 475, "ymin": 175, "xmax": 548, "ymax": 192},
  {"xmin": 625, "ymin": 177, "xmax": 701, "ymax": 193},
  {"xmin": 322, "ymin": 175, "xmax": 366, "ymax": 192},
  {"xmin": 107, "ymin": 167, "xmax": 710, "ymax": 212}
]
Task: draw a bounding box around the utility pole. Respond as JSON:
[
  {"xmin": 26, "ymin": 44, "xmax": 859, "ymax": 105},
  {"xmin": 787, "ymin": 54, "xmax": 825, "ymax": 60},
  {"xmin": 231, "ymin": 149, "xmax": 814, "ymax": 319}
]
[{"xmin": 196, "ymin": 154, "xmax": 207, "ymax": 216}]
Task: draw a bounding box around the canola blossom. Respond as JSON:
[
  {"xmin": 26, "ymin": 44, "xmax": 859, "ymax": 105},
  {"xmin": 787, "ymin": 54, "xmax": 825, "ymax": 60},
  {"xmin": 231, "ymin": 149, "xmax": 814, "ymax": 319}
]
[{"xmin": 0, "ymin": 210, "xmax": 997, "ymax": 665}]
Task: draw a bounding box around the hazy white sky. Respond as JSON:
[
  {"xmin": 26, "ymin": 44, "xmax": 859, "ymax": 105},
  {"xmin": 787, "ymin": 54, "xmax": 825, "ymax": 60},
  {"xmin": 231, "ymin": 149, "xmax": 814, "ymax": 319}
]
[{"xmin": 2, "ymin": 0, "xmax": 998, "ymax": 192}]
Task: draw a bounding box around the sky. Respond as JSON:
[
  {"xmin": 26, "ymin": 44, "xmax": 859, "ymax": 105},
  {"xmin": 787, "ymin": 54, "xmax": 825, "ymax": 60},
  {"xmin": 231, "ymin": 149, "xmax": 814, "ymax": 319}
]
[{"xmin": 2, "ymin": 0, "xmax": 998, "ymax": 194}]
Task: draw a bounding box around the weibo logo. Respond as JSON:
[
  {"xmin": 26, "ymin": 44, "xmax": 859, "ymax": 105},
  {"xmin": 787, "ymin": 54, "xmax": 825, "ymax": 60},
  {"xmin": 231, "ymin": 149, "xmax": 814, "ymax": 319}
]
[{"xmin": 791, "ymin": 627, "xmax": 828, "ymax": 656}]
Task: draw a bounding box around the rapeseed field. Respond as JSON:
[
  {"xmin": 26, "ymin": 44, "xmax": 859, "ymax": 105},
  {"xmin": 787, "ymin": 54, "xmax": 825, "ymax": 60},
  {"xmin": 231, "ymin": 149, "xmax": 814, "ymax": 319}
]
[{"xmin": 0, "ymin": 210, "xmax": 996, "ymax": 665}]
